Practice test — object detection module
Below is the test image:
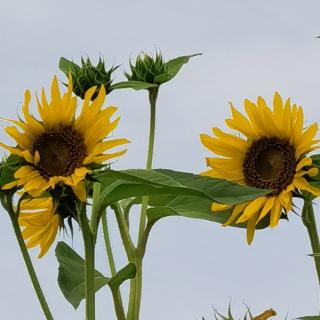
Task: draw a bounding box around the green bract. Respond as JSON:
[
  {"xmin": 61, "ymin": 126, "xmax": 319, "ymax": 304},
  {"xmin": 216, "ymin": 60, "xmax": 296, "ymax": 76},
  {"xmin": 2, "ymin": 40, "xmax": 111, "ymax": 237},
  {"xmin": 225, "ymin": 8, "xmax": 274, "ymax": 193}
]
[
  {"xmin": 125, "ymin": 51, "xmax": 201, "ymax": 86},
  {"xmin": 59, "ymin": 57, "xmax": 118, "ymax": 98}
]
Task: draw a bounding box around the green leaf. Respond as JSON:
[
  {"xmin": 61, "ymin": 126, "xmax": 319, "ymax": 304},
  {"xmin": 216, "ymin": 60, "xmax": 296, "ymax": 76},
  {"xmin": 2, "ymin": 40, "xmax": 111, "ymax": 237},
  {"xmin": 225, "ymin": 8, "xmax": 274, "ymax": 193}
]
[
  {"xmin": 94, "ymin": 169, "xmax": 269, "ymax": 208},
  {"xmin": 109, "ymin": 81, "xmax": 158, "ymax": 91},
  {"xmin": 59, "ymin": 57, "xmax": 80, "ymax": 76},
  {"xmin": 146, "ymin": 195, "xmax": 270, "ymax": 229},
  {"xmin": 297, "ymin": 317, "xmax": 320, "ymax": 320},
  {"xmin": 164, "ymin": 53, "xmax": 201, "ymax": 79},
  {"xmin": 55, "ymin": 242, "xmax": 109, "ymax": 309},
  {"xmin": 108, "ymin": 263, "xmax": 136, "ymax": 290}
]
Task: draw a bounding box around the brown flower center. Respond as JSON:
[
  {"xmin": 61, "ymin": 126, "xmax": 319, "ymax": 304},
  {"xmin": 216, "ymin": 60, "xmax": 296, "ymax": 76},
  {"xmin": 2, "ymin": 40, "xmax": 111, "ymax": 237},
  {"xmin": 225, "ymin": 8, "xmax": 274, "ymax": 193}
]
[
  {"xmin": 33, "ymin": 125, "xmax": 87, "ymax": 178},
  {"xmin": 242, "ymin": 137, "xmax": 296, "ymax": 195}
]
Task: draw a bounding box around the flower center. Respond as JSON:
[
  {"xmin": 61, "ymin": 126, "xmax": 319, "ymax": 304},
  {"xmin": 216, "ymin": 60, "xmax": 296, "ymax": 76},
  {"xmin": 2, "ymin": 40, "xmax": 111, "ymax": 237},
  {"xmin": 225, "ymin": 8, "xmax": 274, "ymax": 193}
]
[
  {"xmin": 242, "ymin": 137, "xmax": 296, "ymax": 195},
  {"xmin": 33, "ymin": 125, "xmax": 87, "ymax": 178}
]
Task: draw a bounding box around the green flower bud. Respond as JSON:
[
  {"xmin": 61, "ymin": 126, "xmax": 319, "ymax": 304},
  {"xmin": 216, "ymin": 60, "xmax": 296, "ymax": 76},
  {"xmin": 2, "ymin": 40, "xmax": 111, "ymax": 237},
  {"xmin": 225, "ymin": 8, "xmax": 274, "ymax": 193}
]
[
  {"xmin": 59, "ymin": 57, "xmax": 119, "ymax": 99},
  {"xmin": 125, "ymin": 51, "xmax": 201, "ymax": 86}
]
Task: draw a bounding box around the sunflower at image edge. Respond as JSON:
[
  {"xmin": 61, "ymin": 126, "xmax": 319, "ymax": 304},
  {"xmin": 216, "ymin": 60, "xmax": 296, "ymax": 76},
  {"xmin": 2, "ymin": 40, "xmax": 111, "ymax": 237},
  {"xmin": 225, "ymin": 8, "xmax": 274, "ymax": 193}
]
[
  {"xmin": 1, "ymin": 75, "xmax": 129, "ymax": 201},
  {"xmin": 200, "ymin": 92, "xmax": 320, "ymax": 244}
]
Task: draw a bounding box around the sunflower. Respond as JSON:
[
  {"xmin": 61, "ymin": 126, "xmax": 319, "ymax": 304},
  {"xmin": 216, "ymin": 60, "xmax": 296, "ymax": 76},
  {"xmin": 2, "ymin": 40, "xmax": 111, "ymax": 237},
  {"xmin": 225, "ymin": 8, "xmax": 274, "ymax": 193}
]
[
  {"xmin": 18, "ymin": 197, "xmax": 60, "ymax": 258},
  {"xmin": 1, "ymin": 76, "xmax": 129, "ymax": 201},
  {"xmin": 200, "ymin": 92, "xmax": 320, "ymax": 244}
]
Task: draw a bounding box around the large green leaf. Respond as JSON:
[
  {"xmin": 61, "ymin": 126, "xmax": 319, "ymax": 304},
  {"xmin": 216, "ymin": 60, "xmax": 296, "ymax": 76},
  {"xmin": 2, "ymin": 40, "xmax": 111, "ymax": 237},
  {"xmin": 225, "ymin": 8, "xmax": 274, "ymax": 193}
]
[
  {"xmin": 55, "ymin": 242, "xmax": 109, "ymax": 309},
  {"xmin": 109, "ymin": 81, "xmax": 158, "ymax": 91},
  {"xmin": 94, "ymin": 169, "xmax": 269, "ymax": 208},
  {"xmin": 145, "ymin": 195, "xmax": 270, "ymax": 229}
]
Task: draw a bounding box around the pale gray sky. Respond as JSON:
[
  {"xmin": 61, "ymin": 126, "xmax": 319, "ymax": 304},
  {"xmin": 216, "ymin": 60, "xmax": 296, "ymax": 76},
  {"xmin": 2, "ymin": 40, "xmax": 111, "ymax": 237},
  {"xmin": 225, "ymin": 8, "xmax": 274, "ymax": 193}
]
[{"xmin": 1, "ymin": 0, "xmax": 320, "ymax": 319}]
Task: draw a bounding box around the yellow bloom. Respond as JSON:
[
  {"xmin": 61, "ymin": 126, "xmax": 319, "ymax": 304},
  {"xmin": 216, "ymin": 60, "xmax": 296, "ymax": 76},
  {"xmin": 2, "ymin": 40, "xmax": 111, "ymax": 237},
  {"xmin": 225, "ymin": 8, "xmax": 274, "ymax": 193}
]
[
  {"xmin": 18, "ymin": 197, "xmax": 60, "ymax": 258},
  {"xmin": 1, "ymin": 76, "xmax": 129, "ymax": 201},
  {"xmin": 201, "ymin": 92, "xmax": 320, "ymax": 244}
]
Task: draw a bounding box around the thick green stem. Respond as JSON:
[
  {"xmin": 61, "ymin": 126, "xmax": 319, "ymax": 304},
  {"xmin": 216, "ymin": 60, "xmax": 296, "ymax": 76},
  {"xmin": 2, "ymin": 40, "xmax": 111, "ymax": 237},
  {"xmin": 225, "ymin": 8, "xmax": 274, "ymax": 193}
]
[
  {"xmin": 8, "ymin": 206, "xmax": 54, "ymax": 320},
  {"xmin": 302, "ymin": 198, "xmax": 320, "ymax": 287},
  {"xmin": 128, "ymin": 88, "xmax": 158, "ymax": 320},
  {"xmin": 137, "ymin": 88, "xmax": 159, "ymax": 243},
  {"xmin": 127, "ymin": 222, "xmax": 155, "ymax": 320},
  {"xmin": 79, "ymin": 204, "xmax": 95, "ymax": 320},
  {"xmin": 90, "ymin": 183, "xmax": 101, "ymax": 241}
]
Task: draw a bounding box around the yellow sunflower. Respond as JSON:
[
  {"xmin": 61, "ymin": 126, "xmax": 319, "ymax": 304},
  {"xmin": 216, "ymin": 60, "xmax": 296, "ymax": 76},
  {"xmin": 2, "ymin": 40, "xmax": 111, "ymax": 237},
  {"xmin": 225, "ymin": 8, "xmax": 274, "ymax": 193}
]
[
  {"xmin": 1, "ymin": 76, "xmax": 129, "ymax": 201},
  {"xmin": 200, "ymin": 92, "xmax": 320, "ymax": 244},
  {"xmin": 18, "ymin": 197, "xmax": 60, "ymax": 258}
]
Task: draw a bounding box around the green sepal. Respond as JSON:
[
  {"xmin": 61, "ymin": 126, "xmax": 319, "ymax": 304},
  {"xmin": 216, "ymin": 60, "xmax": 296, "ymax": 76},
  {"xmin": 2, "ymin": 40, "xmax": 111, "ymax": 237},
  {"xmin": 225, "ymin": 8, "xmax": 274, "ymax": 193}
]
[
  {"xmin": 59, "ymin": 57, "xmax": 81, "ymax": 75},
  {"xmin": 55, "ymin": 242, "xmax": 109, "ymax": 309},
  {"xmin": 0, "ymin": 154, "xmax": 24, "ymax": 188}
]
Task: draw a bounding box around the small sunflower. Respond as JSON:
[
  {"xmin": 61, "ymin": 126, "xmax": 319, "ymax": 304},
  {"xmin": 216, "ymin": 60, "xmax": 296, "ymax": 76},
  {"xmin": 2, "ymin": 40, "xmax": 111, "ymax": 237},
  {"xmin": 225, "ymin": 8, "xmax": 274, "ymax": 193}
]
[
  {"xmin": 201, "ymin": 92, "xmax": 320, "ymax": 244},
  {"xmin": 1, "ymin": 76, "xmax": 129, "ymax": 201},
  {"xmin": 18, "ymin": 197, "xmax": 60, "ymax": 258}
]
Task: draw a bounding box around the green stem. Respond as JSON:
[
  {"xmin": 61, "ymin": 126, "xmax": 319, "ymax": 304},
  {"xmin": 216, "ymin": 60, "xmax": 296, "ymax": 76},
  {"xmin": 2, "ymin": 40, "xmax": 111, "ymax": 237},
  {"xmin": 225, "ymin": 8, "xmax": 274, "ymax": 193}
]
[
  {"xmin": 124, "ymin": 198, "xmax": 137, "ymax": 228},
  {"xmin": 129, "ymin": 88, "xmax": 158, "ymax": 320},
  {"xmin": 127, "ymin": 222, "xmax": 155, "ymax": 320},
  {"xmin": 102, "ymin": 210, "xmax": 117, "ymax": 277},
  {"xmin": 302, "ymin": 197, "xmax": 320, "ymax": 286},
  {"xmin": 111, "ymin": 288, "xmax": 126, "ymax": 320},
  {"xmin": 90, "ymin": 182, "xmax": 101, "ymax": 241},
  {"xmin": 137, "ymin": 88, "xmax": 159, "ymax": 243},
  {"xmin": 5, "ymin": 197, "xmax": 54, "ymax": 320},
  {"xmin": 112, "ymin": 202, "xmax": 135, "ymax": 262},
  {"xmin": 79, "ymin": 204, "xmax": 95, "ymax": 320},
  {"xmin": 102, "ymin": 210, "xmax": 126, "ymax": 319}
]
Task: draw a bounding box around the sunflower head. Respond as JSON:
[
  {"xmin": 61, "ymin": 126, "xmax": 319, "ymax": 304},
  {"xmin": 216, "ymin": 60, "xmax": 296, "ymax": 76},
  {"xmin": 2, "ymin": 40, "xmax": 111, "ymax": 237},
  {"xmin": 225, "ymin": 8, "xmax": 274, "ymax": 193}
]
[
  {"xmin": 1, "ymin": 75, "xmax": 129, "ymax": 201},
  {"xmin": 125, "ymin": 51, "xmax": 166, "ymax": 85},
  {"xmin": 59, "ymin": 57, "xmax": 119, "ymax": 99},
  {"xmin": 201, "ymin": 92, "xmax": 320, "ymax": 244}
]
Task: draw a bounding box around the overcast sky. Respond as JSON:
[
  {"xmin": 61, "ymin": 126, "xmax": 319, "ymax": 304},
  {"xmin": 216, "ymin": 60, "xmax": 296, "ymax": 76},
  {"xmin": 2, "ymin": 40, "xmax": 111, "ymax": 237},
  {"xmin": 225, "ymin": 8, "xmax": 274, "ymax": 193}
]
[{"xmin": 1, "ymin": 0, "xmax": 320, "ymax": 319}]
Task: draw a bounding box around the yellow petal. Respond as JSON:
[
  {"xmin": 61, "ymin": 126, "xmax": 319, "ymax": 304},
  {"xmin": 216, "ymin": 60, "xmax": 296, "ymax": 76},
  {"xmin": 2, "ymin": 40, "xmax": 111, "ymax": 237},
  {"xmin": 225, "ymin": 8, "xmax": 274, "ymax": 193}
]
[
  {"xmin": 256, "ymin": 196, "xmax": 275, "ymax": 224},
  {"xmin": 72, "ymin": 182, "xmax": 87, "ymax": 202},
  {"xmin": 246, "ymin": 212, "xmax": 259, "ymax": 245},
  {"xmin": 225, "ymin": 103, "xmax": 259, "ymax": 139},
  {"xmin": 211, "ymin": 203, "xmax": 232, "ymax": 212},
  {"xmin": 270, "ymin": 198, "xmax": 282, "ymax": 228},
  {"xmin": 296, "ymin": 158, "xmax": 312, "ymax": 172},
  {"xmin": 237, "ymin": 197, "xmax": 266, "ymax": 223},
  {"xmin": 223, "ymin": 202, "xmax": 249, "ymax": 226},
  {"xmin": 293, "ymin": 177, "xmax": 320, "ymax": 196}
]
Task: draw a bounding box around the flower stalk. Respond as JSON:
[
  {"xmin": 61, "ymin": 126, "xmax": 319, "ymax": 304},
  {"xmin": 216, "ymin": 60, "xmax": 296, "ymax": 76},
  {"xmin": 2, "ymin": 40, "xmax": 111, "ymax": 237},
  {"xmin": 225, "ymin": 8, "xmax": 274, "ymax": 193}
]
[
  {"xmin": 79, "ymin": 203, "xmax": 96, "ymax": 320},
  {"xmin": 3, "ymin": 195, "xmax": 54, "ymax": 320},
  {"xmin": 302, "ymin": 196, "xmax": 320, "ymax": 286},
  {"xmin": 128, "ymin": 87, "xmax": 159, "ymax": 320}
]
